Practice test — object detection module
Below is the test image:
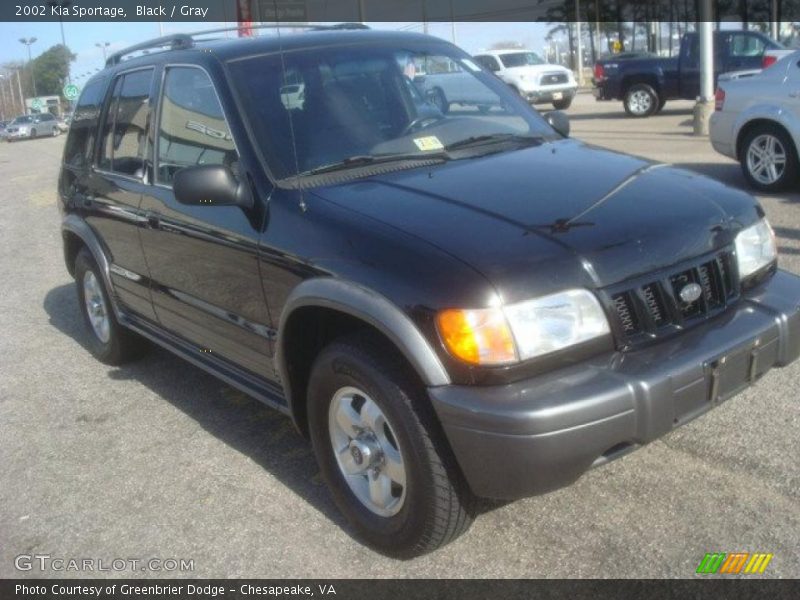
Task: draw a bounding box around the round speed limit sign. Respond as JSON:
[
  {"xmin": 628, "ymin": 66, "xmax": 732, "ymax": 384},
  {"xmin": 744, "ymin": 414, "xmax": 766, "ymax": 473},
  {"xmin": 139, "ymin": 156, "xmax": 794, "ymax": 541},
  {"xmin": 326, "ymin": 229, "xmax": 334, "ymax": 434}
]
[{"xmin": 63, "ymin": 83, "xmax": 80, "ymax": 101}]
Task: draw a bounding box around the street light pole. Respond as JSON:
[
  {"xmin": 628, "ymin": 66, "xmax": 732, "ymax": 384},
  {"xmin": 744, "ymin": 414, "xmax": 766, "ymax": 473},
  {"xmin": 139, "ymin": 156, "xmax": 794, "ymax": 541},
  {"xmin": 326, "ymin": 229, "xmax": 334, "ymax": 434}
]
[
  {"xmin": 96, "ymin": 42, "xmax": 110, "ymax": 62},
  {"xmin": 48, "ymin": 1, "xmax": 72, "ymax": 83},
  {"xmin": 19, "ymin": 37, "xmax": 38, "ymax": 98},
  {"xmin": 693, "ymin": 0, "xmax": 715, "ymax": 135}
]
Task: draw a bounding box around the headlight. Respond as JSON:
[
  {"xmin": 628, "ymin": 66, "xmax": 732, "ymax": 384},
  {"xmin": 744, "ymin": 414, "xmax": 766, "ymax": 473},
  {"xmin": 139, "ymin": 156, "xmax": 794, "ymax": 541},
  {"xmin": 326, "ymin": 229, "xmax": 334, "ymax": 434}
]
[
  {"xmin": 18, "ymin": 127, "xmax": 27, "ymax": 133},
  {"xmin": 735, "ymin": 218, "xmax": 776, "ymax": 279},
  {"xmin": 436, "ymin": 289, "xmax": 610, "ymax": 366}
]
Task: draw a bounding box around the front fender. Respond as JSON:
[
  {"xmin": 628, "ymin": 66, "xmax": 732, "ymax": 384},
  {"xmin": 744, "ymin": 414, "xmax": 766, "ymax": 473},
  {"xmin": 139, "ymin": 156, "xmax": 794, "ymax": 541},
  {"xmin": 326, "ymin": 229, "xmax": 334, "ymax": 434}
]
[{"xmin": 276, "ymin": 278, "xmax": 451, "ymax": 422}]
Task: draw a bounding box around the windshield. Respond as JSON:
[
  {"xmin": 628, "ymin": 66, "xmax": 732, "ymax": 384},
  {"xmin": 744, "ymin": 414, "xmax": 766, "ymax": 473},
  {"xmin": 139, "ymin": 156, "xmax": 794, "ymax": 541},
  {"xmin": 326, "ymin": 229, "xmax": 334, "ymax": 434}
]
[
  {"xmin": 499, "ymin": 52, "xmax": 546, "ymax": 68},
  {"xmin": 12, "ymin": 116, "xmax": 33, "ymax": 124},
  {"xmin": 227, "ymin": 43, "xmax": 553, "ymax": 181}
]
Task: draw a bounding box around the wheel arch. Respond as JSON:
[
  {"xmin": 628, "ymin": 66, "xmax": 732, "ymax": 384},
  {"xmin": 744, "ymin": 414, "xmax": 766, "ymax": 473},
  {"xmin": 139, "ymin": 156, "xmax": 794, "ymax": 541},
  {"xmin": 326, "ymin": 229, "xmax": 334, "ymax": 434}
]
[
  {"xmin": 276, "ymin": 278, "xmax": 450, "ymax": 436},
  {"xmin": 61, "ymin": 215, "xmax": 121, "ymax": 318},
  {"xmin": 735, "ymin": 115, "xmax": 799, "ymax": 162},
  {"xmin": 621, "ymin": 73, "xmax": 661, "ymax": 97}
]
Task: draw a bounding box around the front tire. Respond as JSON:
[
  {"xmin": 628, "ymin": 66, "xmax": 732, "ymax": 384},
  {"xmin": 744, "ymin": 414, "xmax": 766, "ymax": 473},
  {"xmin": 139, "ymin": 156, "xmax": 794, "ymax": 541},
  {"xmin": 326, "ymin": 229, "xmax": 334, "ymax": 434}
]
[
  {"xmin": 739, "ymin": 123, "xmax": 798, "ymax": 192},
  {"xmin": 552, "ymin": 97, "xmax": 573, "ymax": 110},
  {"xmin": 30, "ymin": 128, "xmax": 37, "ymax": 138},
  {"xmin": 307, "ymin": 332, "xmax": 473, "ymax": 558},
  {"xmin": 74, "ymin": 248, "xmax": 147, "ymax": 365},
  {"xmin": 623, "ymin": 83, "xmax": 659, "ymax": 117}
]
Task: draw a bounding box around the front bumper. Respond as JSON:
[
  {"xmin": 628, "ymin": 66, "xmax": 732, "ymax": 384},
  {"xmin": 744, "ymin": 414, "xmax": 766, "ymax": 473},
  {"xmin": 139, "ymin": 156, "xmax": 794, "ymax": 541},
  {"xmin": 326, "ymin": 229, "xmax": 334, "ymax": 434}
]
[
  {"xmin": 429, "ymin": 270, "xmax": 800, "ymax": 500},
  {"xmin": 523, "ymin": 84, "xmax": 578, "ymax": 104},
  {"xmin": 5, "ymin": 130, "xmax": 30, "ymax": 140}
]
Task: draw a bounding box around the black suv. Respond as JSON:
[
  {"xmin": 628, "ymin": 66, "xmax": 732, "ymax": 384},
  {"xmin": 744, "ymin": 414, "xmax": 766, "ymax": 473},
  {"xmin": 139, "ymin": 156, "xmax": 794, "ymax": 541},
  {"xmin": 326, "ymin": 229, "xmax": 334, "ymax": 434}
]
[{"xmin": 59, "ymin": 27, "xmax": 800, "ymax": 558}]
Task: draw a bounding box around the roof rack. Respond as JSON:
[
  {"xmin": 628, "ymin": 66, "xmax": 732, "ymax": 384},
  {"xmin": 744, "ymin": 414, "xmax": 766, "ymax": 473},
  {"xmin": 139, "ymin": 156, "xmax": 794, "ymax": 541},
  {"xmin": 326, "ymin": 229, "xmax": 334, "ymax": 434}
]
[
  {"xmin": 105, "ymin": 33, "xmax": 193, "ymax": 67},
  {"xmin": 104, "ymin": 23, "xmax": 370, "ymax": 67}
]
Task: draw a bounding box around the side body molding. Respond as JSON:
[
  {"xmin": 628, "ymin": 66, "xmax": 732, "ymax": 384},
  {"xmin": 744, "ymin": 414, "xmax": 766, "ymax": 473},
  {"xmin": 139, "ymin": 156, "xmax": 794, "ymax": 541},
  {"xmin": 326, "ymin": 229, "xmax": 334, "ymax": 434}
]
[
  {"xmin": 62, "ymin": 214, "xmax": 122, "ymax": 318},
  {"xmin": 276, "ymin": 278, "xmax": 451, "ymax": 419}
]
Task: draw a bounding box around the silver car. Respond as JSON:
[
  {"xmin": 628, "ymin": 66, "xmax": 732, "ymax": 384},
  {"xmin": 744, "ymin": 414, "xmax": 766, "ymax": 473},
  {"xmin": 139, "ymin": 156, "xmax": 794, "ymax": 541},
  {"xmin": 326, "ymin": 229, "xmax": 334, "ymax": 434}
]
[
  {"xmin": 4, "ymin": 113, "xmax": 61, "ymax": 141},
  {"xmin": 710, "ymin": 50, "xmax": 800, "ymax": 192}
]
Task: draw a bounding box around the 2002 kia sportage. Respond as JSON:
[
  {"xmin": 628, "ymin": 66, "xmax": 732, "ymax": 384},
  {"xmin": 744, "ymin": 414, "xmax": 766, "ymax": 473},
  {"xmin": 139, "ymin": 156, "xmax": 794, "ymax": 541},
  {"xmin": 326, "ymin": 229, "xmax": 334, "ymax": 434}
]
[{"xmin": 58, "ymin": 25, "xmax": 800, "ymax": 558}]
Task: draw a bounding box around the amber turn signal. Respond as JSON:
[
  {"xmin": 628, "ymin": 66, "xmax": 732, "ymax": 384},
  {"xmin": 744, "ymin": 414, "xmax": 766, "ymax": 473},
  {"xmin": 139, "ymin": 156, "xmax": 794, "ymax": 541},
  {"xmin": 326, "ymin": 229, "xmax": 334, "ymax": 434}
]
[{"xmin": 436, "ymin": 308, "xmax": 517, "ymax": 365}]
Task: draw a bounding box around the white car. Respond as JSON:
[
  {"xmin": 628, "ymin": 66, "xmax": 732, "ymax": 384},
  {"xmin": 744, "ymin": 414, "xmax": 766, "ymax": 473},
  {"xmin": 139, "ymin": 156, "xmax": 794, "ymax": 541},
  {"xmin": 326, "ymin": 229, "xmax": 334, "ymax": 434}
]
[
  {"xmin": 710, "ymin": 50, "xmax": 800, "ymax": 192},
  {"xmin": 473, "ymin": 49, "xmax": 578, "ymax": 109}
]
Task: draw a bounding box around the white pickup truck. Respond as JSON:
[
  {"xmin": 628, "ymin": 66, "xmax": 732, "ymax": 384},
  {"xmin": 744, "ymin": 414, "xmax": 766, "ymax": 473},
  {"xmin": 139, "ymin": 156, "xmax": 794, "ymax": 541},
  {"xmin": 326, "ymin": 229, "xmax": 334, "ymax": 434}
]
[{"xmin": 473, "ymin": 49, "xmax": 578, "ymax": 109}]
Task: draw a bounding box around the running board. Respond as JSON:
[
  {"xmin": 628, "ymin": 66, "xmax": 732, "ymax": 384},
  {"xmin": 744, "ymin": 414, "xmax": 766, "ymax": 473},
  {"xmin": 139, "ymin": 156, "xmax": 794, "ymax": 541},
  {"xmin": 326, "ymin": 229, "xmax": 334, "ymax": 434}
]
[{"xmin": 120, "ymin": 314, "xmax": 290, "ymax": 415}]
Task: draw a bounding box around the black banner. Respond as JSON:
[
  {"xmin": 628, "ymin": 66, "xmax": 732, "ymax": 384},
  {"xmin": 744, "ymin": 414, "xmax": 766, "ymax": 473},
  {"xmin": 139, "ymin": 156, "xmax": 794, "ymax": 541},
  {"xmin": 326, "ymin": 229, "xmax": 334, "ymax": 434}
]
[
  {"xmin": 2, "ymin": 0, "xmax": 800, "ymax": 23},
  {"xmin": 2, "ymin": 580, "xmax": 800, "ymax": 600}
]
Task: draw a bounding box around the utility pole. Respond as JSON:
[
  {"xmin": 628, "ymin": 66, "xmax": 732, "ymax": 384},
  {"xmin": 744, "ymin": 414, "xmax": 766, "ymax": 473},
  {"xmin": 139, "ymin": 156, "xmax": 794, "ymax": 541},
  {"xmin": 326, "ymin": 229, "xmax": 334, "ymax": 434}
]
[
  {"xmin": 770, "ymin": 0, "xmax": 779, "ymax": 42},
  {"xmin": 693, "ymin": 0, "xmax": 714, "ymax": 135},
  {"xmin": 19, "ymin": 37, "xmax": 38, "ymax": 98},
  {"xmin": 574, "ymin": 0, "xmax": 584, "ymax": 86}
]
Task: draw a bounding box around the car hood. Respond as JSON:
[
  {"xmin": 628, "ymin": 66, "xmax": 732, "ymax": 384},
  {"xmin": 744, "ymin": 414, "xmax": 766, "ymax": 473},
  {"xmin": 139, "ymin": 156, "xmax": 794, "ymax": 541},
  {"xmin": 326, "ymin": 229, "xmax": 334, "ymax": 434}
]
[
  {"xmin": 310, "ymin": 139, "xmax": 761, "ymax": 303},
  {"xmin": 505, "ymin": 64, "xmax": 570, "ymax": 76}
]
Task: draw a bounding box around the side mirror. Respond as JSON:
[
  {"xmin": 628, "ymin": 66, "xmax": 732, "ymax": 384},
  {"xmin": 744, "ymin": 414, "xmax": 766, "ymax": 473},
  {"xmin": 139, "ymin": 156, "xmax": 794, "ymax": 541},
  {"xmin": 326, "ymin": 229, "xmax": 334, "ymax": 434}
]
[
  {"xmin": 543, "ymin": 110, "xmax": 570, "ymax": 137},
  {"xmin": 173, "ymin": 164, "xmax": 253, "ymax": 209}
]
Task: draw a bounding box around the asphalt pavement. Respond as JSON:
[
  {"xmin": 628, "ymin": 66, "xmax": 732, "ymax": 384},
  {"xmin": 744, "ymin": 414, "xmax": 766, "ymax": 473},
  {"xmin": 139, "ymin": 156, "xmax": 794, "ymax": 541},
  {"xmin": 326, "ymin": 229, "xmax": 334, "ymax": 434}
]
[{"xmin": 1, "ymin": 93, "xmax": 798, "ymax": 578}]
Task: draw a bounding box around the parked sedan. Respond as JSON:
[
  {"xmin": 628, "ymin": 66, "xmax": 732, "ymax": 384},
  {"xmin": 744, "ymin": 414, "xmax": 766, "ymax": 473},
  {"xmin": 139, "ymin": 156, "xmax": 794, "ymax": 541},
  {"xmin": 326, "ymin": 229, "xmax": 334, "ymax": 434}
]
[{"xmin": 710, "ymin": 50, "xmax": 800, "ymax": 192}]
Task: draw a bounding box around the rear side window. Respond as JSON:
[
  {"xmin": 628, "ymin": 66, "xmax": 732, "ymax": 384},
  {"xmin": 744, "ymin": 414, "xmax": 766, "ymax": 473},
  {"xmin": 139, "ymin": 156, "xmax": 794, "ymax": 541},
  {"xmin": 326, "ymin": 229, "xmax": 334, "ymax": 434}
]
[
  {"xmin": 63, "ymin": 80, "xmax": 105, "ymax": 168},
  {"xmin": 156, "ymin": 66, "xmax": 237, "ymax": 185},
  {"xmin": 728, "ymin": 33, "xmax": 766, "ymax": 57},
  {"xmin": 98, "ymin": 68, "xmax": 154, "ymax": 177},
  {"xmin": 475, "ymin": 55, "xmax": 500, "ymax": 71}
]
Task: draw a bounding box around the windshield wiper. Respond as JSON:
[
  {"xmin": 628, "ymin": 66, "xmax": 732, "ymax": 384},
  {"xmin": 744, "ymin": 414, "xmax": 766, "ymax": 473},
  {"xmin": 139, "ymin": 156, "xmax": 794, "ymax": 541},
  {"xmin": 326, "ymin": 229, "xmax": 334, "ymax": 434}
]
[
  {"xmin": 445, "ymin": 133, "xmax": 544, "ymax": 152},
  {"xmin": 300, "ymin": 152, "xmax": 449, "ymax": 177}
]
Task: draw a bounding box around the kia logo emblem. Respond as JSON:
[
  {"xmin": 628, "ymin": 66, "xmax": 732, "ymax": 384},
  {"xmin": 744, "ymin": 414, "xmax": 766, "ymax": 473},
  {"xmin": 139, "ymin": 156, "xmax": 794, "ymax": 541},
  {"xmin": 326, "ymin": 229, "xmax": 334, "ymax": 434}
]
[{"xmin": 680, "ymin": 282, "xmax": 703, "ymax": 303}]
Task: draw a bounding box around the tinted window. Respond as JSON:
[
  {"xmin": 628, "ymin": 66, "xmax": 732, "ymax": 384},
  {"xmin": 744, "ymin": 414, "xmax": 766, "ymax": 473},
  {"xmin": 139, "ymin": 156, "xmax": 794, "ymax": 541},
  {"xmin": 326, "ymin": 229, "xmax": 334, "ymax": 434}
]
[
  {"xmin": 38, "ymin": 113, "xmax": 55, "ymax": 121},
  {"xmin": 229, "ymin": 46, "xmax": 547, "ymax": 180},
  {"xmin": 475, "ymin": 55, "xmax": 500, "ymax": 71},
  {"xmin": 499, "ymin": 52, "xmax": 545, "ymax": 68},
  {"xmin": 156, "ymin": 67, "xmax": 237, "ymax": 185},
  {"xmin": 98, "ymin": 69, "xmax": 154, "ymax": 176},
  {"xmin": 63, "ymin": 79, "xmax": 105, "ymax": 168}
]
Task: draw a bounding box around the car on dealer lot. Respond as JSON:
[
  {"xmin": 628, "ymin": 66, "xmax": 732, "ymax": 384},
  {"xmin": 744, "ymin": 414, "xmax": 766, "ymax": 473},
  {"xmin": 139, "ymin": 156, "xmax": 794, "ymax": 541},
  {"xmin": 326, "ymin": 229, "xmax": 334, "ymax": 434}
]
[
  {"xmin": 59, "ymin": 26, "xmax": 800, "ymax": 558},
  {"xmin": 711, "ymin": 49, "xmax": 800, "ymax": 192},
  {"xmin": 5, "ymin": 113, "xmax": 61, "ymax": 140},
  {"xmin": 473, "ymin": 49, "xmax": 578, "ymax": 109},
  {"xmin": 594, "ymin": 30, "xmax": 784, "ymax": 117}
]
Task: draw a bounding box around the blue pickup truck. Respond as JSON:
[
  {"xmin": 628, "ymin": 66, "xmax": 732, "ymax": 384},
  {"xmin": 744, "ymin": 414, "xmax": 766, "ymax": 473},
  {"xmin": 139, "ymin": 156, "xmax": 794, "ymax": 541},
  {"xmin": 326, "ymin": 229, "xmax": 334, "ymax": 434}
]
[{"xmin": 593, "ymin": 30, "xmax": 784, "ymax": 117}]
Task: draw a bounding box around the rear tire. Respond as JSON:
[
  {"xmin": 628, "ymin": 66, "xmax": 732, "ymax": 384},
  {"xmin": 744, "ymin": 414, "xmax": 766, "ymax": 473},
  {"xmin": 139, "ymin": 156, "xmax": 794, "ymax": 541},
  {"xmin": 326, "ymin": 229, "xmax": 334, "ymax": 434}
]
[
  {"xmin": 623, "ymin": 83, "xmax": 659, "ymax": 117},
  {"xmin": 74, "ymin": 248, "xmax": 148, "ymax": 365},
  {"xmin": 52, "ymin": 126, "xmax": 59, "ymax": 136},
  {"xmin": 739, "ymin": 123, "xmax": 798, "ymax": 192},
  {"xmin": 307, "ymin": 332, "xmax": 474, "ymax": 558}
]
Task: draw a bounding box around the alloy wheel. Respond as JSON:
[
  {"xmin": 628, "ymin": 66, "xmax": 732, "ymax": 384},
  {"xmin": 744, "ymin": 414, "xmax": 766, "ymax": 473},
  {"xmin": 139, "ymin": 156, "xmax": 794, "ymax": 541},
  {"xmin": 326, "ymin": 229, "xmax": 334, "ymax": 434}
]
[
  {"xmin": 328, "ymin": 386, "xmax": 407, "ymax": 517},
  {"xmin": 747, "ymin": 133, "xmax": 786, "ymax": 186},
  {"xmin": 82, "ymin": 270, "xmax": 111, "ymax": 343},
  {"xmin": 628, "ymin": 90, "xmax": 652, "ymax": 115}
]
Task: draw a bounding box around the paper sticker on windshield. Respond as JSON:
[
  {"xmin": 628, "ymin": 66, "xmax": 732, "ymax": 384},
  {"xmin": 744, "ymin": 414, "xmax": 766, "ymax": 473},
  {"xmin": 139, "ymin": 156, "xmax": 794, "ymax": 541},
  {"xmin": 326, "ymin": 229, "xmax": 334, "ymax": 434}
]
[
  {"xmin": 461, "ymin": 59, "xmax": 481, "ymax": 72},
  {"xmin": 413, "ymin": 136, "xmax": 444, "ymax": 151}
]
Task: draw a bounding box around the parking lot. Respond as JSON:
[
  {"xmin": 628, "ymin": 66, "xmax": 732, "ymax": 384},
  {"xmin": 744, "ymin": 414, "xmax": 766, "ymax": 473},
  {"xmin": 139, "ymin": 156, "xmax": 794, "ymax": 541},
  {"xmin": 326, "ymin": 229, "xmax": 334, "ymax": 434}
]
[{"xmin": 0, "ymin": 91, "xmax": 798, "ymax": 578}]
